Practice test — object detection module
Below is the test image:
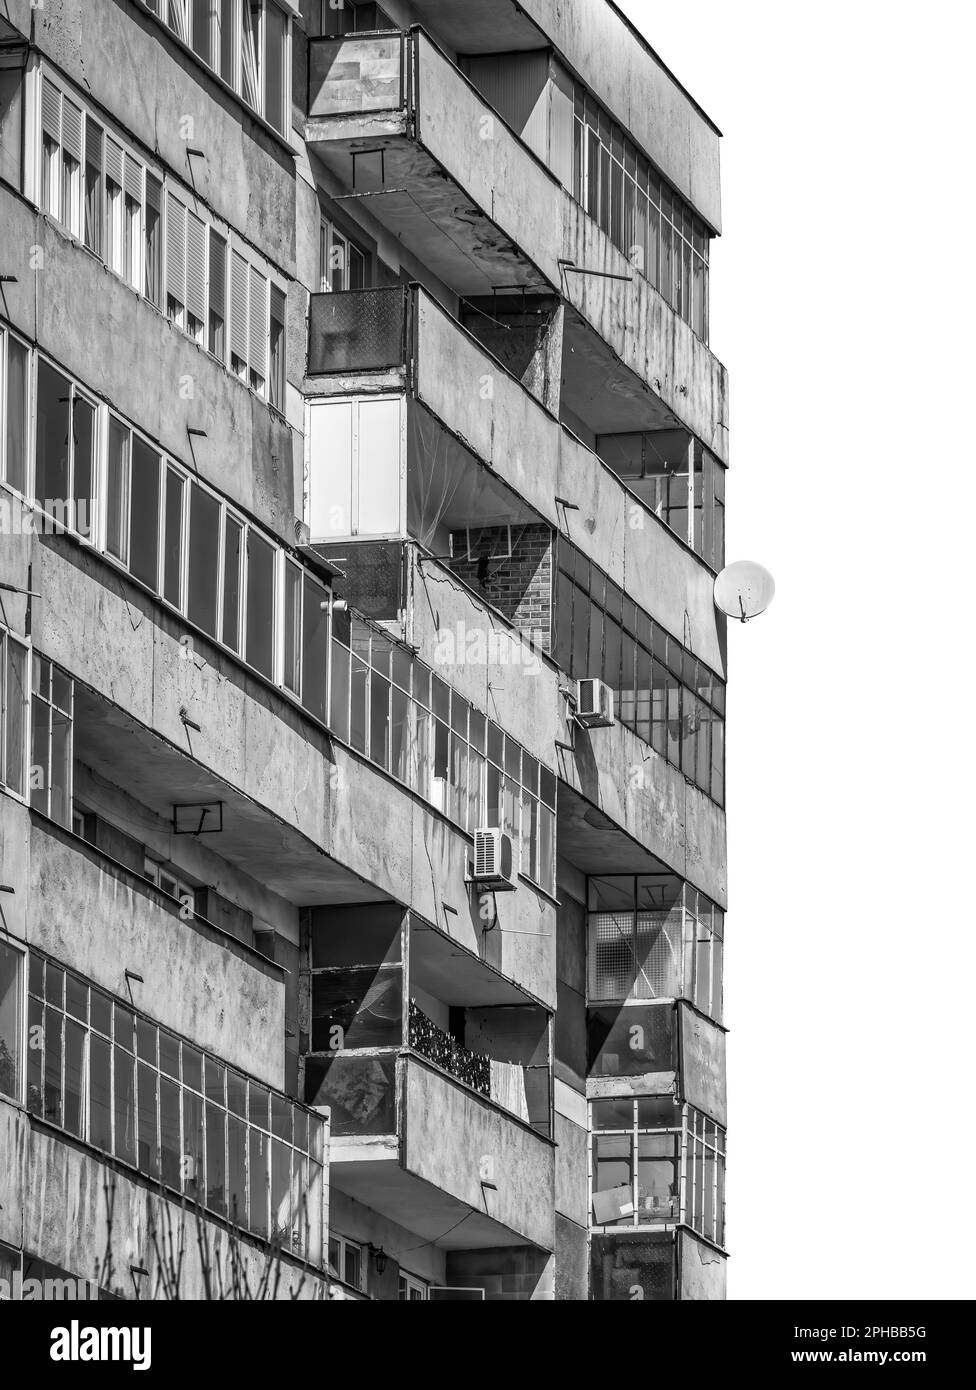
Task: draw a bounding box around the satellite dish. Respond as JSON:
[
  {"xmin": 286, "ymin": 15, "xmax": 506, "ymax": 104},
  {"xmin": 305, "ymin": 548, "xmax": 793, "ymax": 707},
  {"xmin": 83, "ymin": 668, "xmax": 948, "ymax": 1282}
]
[{"xmin": 714, "ymin": 561, "xmax": 776, "ymax": 623}]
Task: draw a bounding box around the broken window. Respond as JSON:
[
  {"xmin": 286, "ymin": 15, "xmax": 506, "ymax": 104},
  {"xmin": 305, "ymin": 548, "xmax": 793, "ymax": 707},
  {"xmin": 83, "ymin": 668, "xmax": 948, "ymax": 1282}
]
[{"xmin": 590, "ymin": 1098, "xmax": 724, "ymax": 1246}]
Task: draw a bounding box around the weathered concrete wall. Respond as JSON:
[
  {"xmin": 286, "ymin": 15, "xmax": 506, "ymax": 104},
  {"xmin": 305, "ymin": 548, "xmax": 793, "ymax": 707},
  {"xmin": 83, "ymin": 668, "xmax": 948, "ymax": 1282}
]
[
  {"xmin": 414, "ymin": 292, "xmax": 725, "ymax": 675},
  {"xmin": 403, "ymin": 1056, "xmax": 554, "ymax": 1251},
  {"xmin": 13, "ymin": 1118, "xmax": 329, "ymax": 1300},
  {"xmin": 415, "ymin": 36, "xmax": 728, "ymax": 457},
  {"xmin": 32, "ymin": 541, "xmax": 556, "ymax": 1005},
  {"xmin": 558, "ymin": 712, "xmax": 728, "ymax": 908},
  {"xmin": 20, "ymin": 0, "xmax": 296, "ymax": 270},
  {"xmin": 554, "ymin": 1212, "xmax": 588, "ymax": 1301},
  {"xmin": 554, "ymin": 1111, "xmax": 587, "ymax": 1229},
  {"xmin": 408, "ymin": 551, "xmax": 560, "ymax": 771},
  {"xmin": 28, "ymin": 823, "xmax": 286, "ymax": 1088},
  {"xmin": 1, "ymin": 194, "xmax": 298, "ymax": 546},
  {"xmin": 679, "ymin": 1229, "xmax": 727, "ymax": 1300},
  {"xmin": 518, "ymin": 0, "xmax": 722, "ymax": 231}
]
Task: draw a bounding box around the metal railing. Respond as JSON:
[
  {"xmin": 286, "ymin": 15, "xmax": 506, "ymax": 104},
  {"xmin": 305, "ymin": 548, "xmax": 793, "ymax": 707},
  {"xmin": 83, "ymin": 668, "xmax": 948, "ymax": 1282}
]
[{"xmin": 307, "ymin": 287, "xmax": 408, "ymax": 375}]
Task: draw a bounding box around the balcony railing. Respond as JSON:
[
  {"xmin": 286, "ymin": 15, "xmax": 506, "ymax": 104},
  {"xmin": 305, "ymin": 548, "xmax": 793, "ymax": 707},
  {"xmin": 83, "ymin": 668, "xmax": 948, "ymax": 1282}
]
[
  {"xmin": 408, "ymin": 1001, "xmax": 489, "ymax": 1097},
  {"xmin": 308, "ymin": 287, "xmax": 408, "ymax": 376},
  {"xmin": 308, "ymin": 32, "xmax": 407, "ymax": 118}
]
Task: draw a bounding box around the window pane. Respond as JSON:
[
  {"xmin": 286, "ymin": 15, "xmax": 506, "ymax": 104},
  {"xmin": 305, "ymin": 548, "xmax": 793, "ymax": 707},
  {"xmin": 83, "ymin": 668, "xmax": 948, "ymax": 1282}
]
[
  {"xmin": 159, "ymin": 1074, "xmax": 181, "ymax": 1188},
  {"xmin": 206, "ymin": 1102, "xmax": 227, "ymax": 1215},
  {"xmin": 71, "ymin": 397, "xmax": 95, "ymax": 538},
  {"xmin": 114, "ymin": 1046, "xmax": 136, "ymax": 1164},
  {"xmin": 249, "ymin": 1127, "xmax": 269, "ymax": 1237},
  {"xmin": 264, "ymin": 2, "xmax": 288, "ymax": 133},
  {"xmin": 49, "ymin": 704, "xmax": 71, "ymax": 828},
  {"xmin": 106, "ymin": 418, "xmax": 131, "ymax": 564},
  {"xmin": 4, "ymin": 336, "xmax": 28, "ymax": 493},
  {"xmin": 228, "ymin": 1112, "xmax": 247, "ymax": 1225},
  {"xmin": 283, "ymin": 562, "xmax": 301, "ymax": 695},
  {"xmin": 129, "ymin": 438, "xmax": 161, "ymax": 589},
  {"xmin": 301, "ymin": 574, "xmax": 329, "ymax": 721},
  {"xmin": 89, "ymin": 1033, "xmax": 113, "ymax": 1151},
  {"xmin": 137, "ymin": 1062, "xmax": 159, "ymax": 1178},
  {"xmin": 163, "ymin": 468, "xmax": 185, "ymax": 607},
  {"xmin": 245, "ymin": 531, "xmax": 275, "ymax": 678},
  {"xmin": 187, "ymin": 483, "xmax": 221, "ymax": 637},
  {"xmin": 4, "ymin": 639, "xmax": 27, "ymax": 796},
  {"xmin": 62, "ymin": 1017, "xmax": 85, "ymax": 1138},
  {"xmin": 0, "ymin": 942, "xmax": 23, "ymax": 1102},
  {"xmin": 222, "ymin": 516, "xmax": 244, "ymax": 651},
  {"xmin": 43, "ymin": 1007, "xmax": 63, "ymax": 1125},
  {"xmin": 35, "ymin": 360, "xmax": 71, "ymax": 511},
  {"xmin": 183, "ymin": 1088, "xmax": 204, "ymax": 1199}
]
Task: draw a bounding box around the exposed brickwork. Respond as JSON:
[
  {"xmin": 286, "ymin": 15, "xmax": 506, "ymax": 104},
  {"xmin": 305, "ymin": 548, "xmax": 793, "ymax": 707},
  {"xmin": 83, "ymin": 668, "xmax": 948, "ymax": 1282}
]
[{"xmin": 447, "ymin": 525, "xmax": 553, "ymax": 652}]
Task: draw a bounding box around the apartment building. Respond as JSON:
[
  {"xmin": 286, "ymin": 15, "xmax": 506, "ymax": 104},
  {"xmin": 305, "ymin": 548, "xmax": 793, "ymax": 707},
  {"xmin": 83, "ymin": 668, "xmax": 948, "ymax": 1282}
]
[{"xmin": 0, "ymin": 0, "xmax": 727, "ymax": 1301}]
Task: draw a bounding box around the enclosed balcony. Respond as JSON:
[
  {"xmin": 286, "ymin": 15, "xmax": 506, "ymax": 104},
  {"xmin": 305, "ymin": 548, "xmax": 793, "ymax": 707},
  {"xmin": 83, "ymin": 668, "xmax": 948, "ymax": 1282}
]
[
  {"xmin": 306, "ymin": 29, "xmax": 555, "ymax": 295},
  {"xmin": 302, "ymin": 905, "xmax": 554, "ymax": 1253}
]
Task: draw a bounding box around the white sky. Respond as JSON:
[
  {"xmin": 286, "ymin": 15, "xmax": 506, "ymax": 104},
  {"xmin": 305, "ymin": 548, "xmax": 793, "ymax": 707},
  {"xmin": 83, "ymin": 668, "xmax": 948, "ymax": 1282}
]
[{"xmin": 617, "ymin": 0, "xmax": 976, "ymax": 1298}]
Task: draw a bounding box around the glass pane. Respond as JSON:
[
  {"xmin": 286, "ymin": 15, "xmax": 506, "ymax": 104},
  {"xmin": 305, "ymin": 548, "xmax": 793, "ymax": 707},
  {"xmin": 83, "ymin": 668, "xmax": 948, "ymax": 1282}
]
[
  {"xmin": 245, "ymin": 531, "xmax": 275, "ymax": 679},
  {"xmin": 71, "ymin": 397, "xmax": 95, "ymax": 538},
  {"xmin": 106, "ymin": 418, "xmax": 131, "ymax": 563},
  {"xmin": 4, "ymin": 639, "xmax": 27, "ymax": 796},
  {"xmin": 159, "ymin": 1074, "xmax": 181, "ymax": 1189},
  {"xmin": 114, "ymin": 1046, "xmax": 136, "ymax": 1164},
  {"xmin": 228, "ymin": 1112, "xmax": 247, "ymax": 1225},
  {"xmin": 4, "ymin": 336, "xmax": 28, "ymax": 493},
  {"xmin": 89, "ymin": 1033, "xmax": 113, "ymax": 1151},
  {"xmin": 163, "ymin": 468, "xmax": 185, "ymax": 607},
  {"xmin": 187, "ymin": 483, "xmax": 221, "ymax": 637},
  {"xmin": 283, "ymin": 562, "xmax": 301, "ymax": 695},
  {"xmin": 222, "ymin": 517, "xmax": 244, "ymax": 651},
  {"xmin": 249, "ymin": 1127, "xmax": 269, "ymax": 1237},
  {"xmin": 35, "ymin": 359, "xmax": 71, "ymax": 512},
  {"xmin": 130, "ymin": 438, "xmax": 161, "ymax": 589},
  {"xmin": 43, "ymin": 1009, "xmax": 62, "ymax": 1125},
  {"xmin": 182, "ymin": 1088, "xmax": 204, "ymax": 1199},
  {"xmin": 0, "ymin": 942, "xmax": 23, "ymax": 1102},
  {"xmin": 206, "ymin": 1103, "xmax": 227, "ymax": 1215},
  {"xmin": 138, "ymin": 1062, "xmax": 159, "ymax": 1178}
]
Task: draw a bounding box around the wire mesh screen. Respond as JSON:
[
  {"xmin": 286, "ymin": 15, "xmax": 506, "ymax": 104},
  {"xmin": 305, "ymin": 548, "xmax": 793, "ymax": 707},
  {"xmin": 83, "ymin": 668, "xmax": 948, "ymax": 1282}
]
[
  {"xmin": 308, "ymin": 288, "xmax": 407, "ymax": 375},
  {"xmin": 588, "ymin": 911, "xmax": 684, "ymax": 1002}
]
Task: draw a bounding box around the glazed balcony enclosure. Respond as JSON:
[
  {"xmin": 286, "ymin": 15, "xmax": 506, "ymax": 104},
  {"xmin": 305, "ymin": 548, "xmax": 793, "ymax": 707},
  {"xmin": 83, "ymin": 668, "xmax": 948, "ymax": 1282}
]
[
  {"xmin": 305, "ymin": 29, "xmax": 728, "ymax": 458},
  {"xmin": 304, "ymin": 906, "xmax": 554, "ymax": 1255}
]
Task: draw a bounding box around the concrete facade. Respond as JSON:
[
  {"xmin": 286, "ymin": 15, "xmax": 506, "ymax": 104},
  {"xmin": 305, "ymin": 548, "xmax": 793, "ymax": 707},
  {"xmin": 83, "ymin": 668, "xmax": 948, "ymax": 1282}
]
[{"xmin": 0, "ymin": 0, "xmax": 728, "ymax": 1300}]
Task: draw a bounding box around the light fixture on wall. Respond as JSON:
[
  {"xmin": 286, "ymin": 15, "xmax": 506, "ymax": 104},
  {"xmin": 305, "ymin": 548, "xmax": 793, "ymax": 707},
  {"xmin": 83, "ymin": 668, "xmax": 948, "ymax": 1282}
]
[{"xmin": 368, "ymin": 1245, "xmax": 388, "ymax": 1276}]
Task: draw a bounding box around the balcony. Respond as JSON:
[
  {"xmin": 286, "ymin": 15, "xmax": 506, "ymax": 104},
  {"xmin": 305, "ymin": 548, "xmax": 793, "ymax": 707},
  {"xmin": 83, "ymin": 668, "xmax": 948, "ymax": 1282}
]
[
  {"xmin": 306, "ymin": 285, "xmax": 726, "ymax": 679},
  {"xmin": 306, "ymin": 30, "xmax": 554, "ymax": 295},
  {"xmin": 303, "ymin": 909, "xmax": 554, "ymax": 1253}
]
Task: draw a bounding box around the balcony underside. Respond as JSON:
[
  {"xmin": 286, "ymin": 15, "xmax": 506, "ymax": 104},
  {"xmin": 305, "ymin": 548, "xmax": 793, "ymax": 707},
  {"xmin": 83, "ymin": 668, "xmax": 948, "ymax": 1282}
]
[
  {"xmin": 307, "ymin": 128, "xmax": 549, "ymax": 295},
  {"xmin": 330, "ymin": 1142, "xmax": 539, "ymax": 1251},
  {"xmin": 73, "ymin": 684, "xmax": 388, "ymax": 907},
  {"xmin": 561, "ymin": 307, "xmax": 682, "ymax": 435},
  {"xmin": 409, "ymin": 0, "xmax": 541, "ymax": 52},
  {"xmin": 558, "ymin": 781, "xmax": 672, "ymax": 879}
]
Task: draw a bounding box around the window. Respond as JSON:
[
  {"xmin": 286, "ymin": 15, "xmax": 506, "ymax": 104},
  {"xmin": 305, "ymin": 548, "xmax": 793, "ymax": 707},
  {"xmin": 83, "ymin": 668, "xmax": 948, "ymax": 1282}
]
[
  {"xmin": 269, "ymin": 283, "xmax": 286, "ymax": 411},
  {"xmin": 587, "ymin": 874, "xmax": 723, "ymax": 1022},
  {"xmin": 0, "ymin": 940, "xmax": 24, "ymax": 1104},
  {"xmin": 330, "ymin": 614, "xmax": 557, "ymax": 894},
  {"xmin": 319, "ymin": 218, "xmax": 369, "ymax": 293},
  {"xmin": 0, "ymin": 324, "xmax": 29, "ymax": 494},
  {"xmin": 328, "ymin": 1234, "xmax": 366, "ymax": 1293},
  {"xmin": 572, "ymin": 84, "xmax": 710, "ymax": 342},
  {"xmin": 0, "ymin": 65, "xmax": 24, "ymax": 193},
  {"xmin": 590, "ymin": 1098, "xmax": 725, "ymax": 1247},
  {"xmin": 399, "ymin": 1272, "xmax": 428, "ymax": 1301},
  {"xmin": 106, "ymin": 416, "xmax": 131, "ymax": 563},
  {"xmin": 187, "ymin": 480, "xmax": 221, "ymax": 637},
  {"xmin": 25, "ymin": 949, "xmax": 326, "ymax": 1262},
  {"xmin": 554, "ymin": 541, "xmax": 726, "ymax": 805},
  {"xmin": 142, "ymin": 0, "xmax": 291, "ymax": 135},
  {"xmin": 29, "ymin": 655, "xmax": 73, "ymax": 828},
  {"xmin": 144, "ymin": 855, "xmax": 197, "ymax": 916},
  {"xmin": 0, "ymin": 627, "xmax": 29, "ymax": 799},
  {"xmin": 316, "ymin": 1, "xmax": 394, "ymax": 35},
  {"xmin": 34, "ymin": 70, "xmax": 284, "ymax": 403},
  {"xmin": 32, "ymin": 362, "xmax": 97, "ymax": 534},
  {"xmin": 245, "ymin": 529, "xmax": 275, "ymax": 679}
]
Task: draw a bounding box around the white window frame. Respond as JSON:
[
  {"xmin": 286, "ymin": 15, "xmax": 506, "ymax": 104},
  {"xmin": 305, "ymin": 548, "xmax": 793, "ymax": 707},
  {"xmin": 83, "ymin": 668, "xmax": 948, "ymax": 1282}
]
[
  {"xmin": 0, "ymin": 626, "xmax": 31, "ymax": 805},
  {"xmin": 328, "ymin": 1233, "xmax": 366, "ymax": 1293},
  {"xmin": 0, "ymin": 323, "xmax": 32, "ymax": 500},
  {"xmin": 398, "ymin": 1271, "xmax": 428, "ymax": 1301},
  {"xmin": 0, "ymin": 933, "xmax": 28, "ymax": 1109}
]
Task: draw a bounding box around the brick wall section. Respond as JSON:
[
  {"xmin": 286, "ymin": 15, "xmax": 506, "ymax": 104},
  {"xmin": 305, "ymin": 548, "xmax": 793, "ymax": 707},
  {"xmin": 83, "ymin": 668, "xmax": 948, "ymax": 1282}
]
[{"xmin": 448, "ymin": 525, "xmax": 553, "ymax": 652}]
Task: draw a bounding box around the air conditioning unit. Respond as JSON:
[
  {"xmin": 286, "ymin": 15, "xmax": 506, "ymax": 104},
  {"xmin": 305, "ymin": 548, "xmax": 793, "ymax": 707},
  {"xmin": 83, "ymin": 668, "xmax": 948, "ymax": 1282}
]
[
  {"xmin": 576, "ymin": 678, "xmax": 615, "ymax": 728},
  {"xmin": 471, "ymin": 829, "xmax": 518, "ymax": 892}
]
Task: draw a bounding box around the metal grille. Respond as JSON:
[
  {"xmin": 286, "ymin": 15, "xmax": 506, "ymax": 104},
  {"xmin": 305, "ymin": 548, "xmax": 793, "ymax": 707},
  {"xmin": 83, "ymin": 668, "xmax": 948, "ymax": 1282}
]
[
  {"xmin": 308, "ymin": 288, "xmax": 406, "ymax": 375},
  {"xmin": 588, "ymin": 910, "xmax": 683, "ymax": 1003}
]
